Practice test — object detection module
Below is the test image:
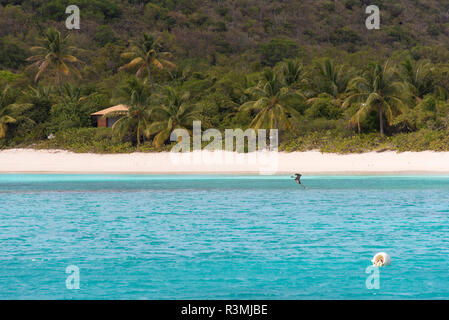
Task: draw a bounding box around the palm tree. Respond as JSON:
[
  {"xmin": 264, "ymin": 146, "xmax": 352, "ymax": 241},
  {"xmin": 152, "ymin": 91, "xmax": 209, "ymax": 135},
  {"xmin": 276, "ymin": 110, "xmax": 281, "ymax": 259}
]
[
  {"xmin": 240, "ymin": 68, "xmax": 302, "ymax": 131},
  {"xmin": 21, "ymin": 86, "xmax": 54, "ymax": 125},
  {"xmin": 119, "ymin": 33, "xmax": 176, "ymax": 92},
  {"xmin": 146, "ymin": 87, "xmax": 199, "ymax": 148},
  {"xmin": 315, "ymin": 58, "xmax": 350, "ymax": 98},
  {"xmin": 0, "ymin": 86, "xmax": 32, "ymax": 139},
  {"xmin": 305, "ymin": 93, "xmax": 343, "ymax": 120},
  {"xmin": 280, "ymin": 59, "xmax": 308, "ymax": 87},
  {"xmin": 401, "ymin": 58, "xmax": 434, "ymax": 100},
  {"xmin": 168, "ymin": 65, "xmax": 192, "ymax": 85},
  {"xmin": 112, "ymin": 105, "xmax": 152, "ymax": 146},
  {"xmin": 343, "ymin": 62, "xmax": 410, "ymax": 135},
  {"xmin": 27, "ymin": 27, "xmax": 82, "ymax": 94},
  {"xmin": 108, "ymin": 79, "xmax": 153, "ymax": 146},
  {"xmin": 24, "ymin": 85, "xmax": 54, "ymax": 103}
]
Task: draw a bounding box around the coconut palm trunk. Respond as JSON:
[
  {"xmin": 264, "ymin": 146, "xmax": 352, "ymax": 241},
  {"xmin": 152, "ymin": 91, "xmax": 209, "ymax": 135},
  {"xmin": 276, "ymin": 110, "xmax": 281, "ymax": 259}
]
[
  {"xmin": 137, "ymin": 124, "xmax": 142, "ymax": 146},
  {"xmin": 379, "ymin": 104, "xmax": 384, "ymax": 136},
  {"xmin": 57, "ymin": 71, "xmax": 63, "ymax": 95},
  {"xmin": 147, "ymin": 64, "xmax": 155, "ymax": 92}
]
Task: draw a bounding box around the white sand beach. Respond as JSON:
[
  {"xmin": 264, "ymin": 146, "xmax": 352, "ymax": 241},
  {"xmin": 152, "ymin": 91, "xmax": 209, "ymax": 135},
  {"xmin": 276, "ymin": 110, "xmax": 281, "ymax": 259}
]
[{"xmin": 0, "ymin": 148, "xmax": 448, "ymax": 174}]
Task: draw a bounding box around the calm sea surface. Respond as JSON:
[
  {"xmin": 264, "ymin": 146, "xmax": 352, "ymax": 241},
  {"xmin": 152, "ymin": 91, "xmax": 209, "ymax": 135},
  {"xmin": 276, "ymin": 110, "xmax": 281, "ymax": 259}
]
[{"xmin": 1, "ymin": 174, "xmax": 449, "ymax": 299}]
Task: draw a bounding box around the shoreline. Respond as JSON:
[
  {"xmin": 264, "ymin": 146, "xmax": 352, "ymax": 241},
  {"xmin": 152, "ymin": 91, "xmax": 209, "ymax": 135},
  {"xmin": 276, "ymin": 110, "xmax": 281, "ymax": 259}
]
[
  {"xmin": 0, "ymin": 148, "xmax": 448, "ymax": 175},
  {"xmin": 2, "ymin": 171, "xmax": 448, "ymax": 175}
]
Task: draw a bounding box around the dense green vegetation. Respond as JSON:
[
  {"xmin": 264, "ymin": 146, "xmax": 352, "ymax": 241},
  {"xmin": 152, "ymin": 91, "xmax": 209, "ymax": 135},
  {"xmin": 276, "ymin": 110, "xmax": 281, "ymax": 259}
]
[{"xmin": 2, "ymin": 0, "xmax": 449, "ymax": 153}]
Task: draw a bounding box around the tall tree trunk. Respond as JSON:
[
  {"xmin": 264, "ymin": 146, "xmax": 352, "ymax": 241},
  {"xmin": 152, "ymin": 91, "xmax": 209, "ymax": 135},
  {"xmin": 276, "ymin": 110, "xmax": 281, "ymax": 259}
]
[
  {"xmin": 379, "ymin": 105, "xmax": 384, "ymax": 136},
  {"xmin": 137, "ymin": 125, "xmax": 141, "ymax": 146},
  {"xmin": 57, "ymin": 71, "xmax": 63, "ymax": 95},
  {"xmin": 147, "ymin": 64, "xmax": 155, "ymax": 92},
  {"xmin": 272, "ymin": 117, "xmax": 279, "ymax": 151}
]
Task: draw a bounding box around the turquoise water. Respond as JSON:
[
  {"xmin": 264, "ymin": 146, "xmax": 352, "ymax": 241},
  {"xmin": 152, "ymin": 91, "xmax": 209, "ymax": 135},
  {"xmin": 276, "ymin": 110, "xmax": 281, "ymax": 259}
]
[{"xmin": 1, "ymin": 174, "xmax": 449, "ymax": 300}]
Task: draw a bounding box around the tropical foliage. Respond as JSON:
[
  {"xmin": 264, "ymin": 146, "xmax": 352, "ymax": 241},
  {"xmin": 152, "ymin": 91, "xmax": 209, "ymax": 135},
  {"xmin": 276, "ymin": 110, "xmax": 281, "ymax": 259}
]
[
  {"xmin": 2, "ymin": 1, "xmax": 449, "ymax": 153},
  {"xmin": 343, "ymin": 62, "xmax": 409, "ymax": 135},
  {"xmin": 119, "ymin": 33, "xmax": 175, "ymax": 92},
  {"xmin": 147, "ymin": 87, "xmax": 199, "ymax": 147},
  {"xmin": 26, "ymin": 28, "xmax": 82, "ymax": 94},
  {"xmin": 108, "ymin": 79, "xmax": 153, "ymax": 146},
  {"xmin": 0, "ymin": 86, "xmax": 32, "ymax": 138},
  {"xmin": 240, "ymin": 68, "xmax": 302, "ymax": 131}
]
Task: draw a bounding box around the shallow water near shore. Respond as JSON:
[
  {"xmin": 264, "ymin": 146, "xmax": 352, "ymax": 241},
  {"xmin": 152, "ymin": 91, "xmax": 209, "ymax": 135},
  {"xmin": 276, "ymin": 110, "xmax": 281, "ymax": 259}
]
[{"xmin": 1, "ymin": 174, "xmax": 449, "ymax": 299}]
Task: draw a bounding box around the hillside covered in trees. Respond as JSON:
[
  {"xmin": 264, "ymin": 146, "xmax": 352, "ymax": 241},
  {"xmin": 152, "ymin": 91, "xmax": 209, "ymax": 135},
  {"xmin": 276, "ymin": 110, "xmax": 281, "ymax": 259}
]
[{"xmin": 2, "ymin": 0, "xmax": 449, "ymax": 153}]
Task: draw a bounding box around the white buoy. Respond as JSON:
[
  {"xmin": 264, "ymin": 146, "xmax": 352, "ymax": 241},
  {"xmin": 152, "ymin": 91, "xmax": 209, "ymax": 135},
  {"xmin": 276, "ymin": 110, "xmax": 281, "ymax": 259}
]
[{"xmin": 372, "ymin": 252, "xmax": 391, "ymax": 267}]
